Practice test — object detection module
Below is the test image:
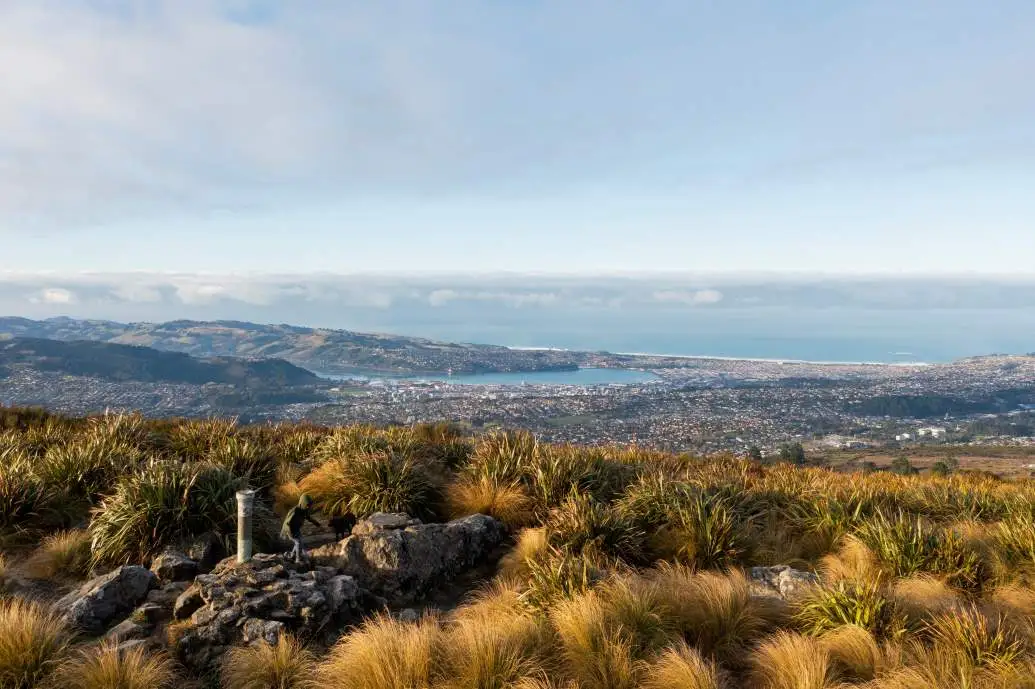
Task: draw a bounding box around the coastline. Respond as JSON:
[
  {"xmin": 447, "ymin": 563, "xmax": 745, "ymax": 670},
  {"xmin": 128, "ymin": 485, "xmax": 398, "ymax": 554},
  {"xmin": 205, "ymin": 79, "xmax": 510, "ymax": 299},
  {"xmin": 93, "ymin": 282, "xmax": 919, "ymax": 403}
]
[{"xmin": 507, "ymin": 345, "xmax": 931, "ymax": 367}]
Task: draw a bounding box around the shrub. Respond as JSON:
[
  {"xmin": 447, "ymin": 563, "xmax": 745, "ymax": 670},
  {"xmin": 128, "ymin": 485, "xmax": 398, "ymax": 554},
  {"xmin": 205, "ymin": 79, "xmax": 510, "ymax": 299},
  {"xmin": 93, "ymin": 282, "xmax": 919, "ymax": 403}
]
[
  {"xmin": 640, "ymin": 642, "xmax": 725, "ymax": 689},
  {"xmin": 89, "ymin": 460, "xmax": 256, "ymax": 566},
  {"xmin": 37, "ymin": 436, "xmax": 142, "ymax": 504},
  {"xmin": 749, "ymin": 631, "xmax": 833, "ymax": 689},
  {"xmin": 520, "ymin": 547, "xmax": 603, "ymax": 614},
  {"xmin": 222, "ymin": 635, "xmax": 315, "ymax": 689},
  {"xmin": 23, "ymin": 529, "xmax": 93, "ymax": 580},
  {"xmin": 447, "ymin": 476, "xmax": 535, "ymax": 528},
  {"xmin": 207, "ymin": 436, "xmax": 279, "ymax": 495},
  {"xmin": 546, "ymin": 494, "xmax": 645, "ymax": 565},
  {"xmin": 315, "ymin": 614, "xmax": 440, "ymax": 689},
  {"xmin": 300, "ymin": 450, "xmax": 440, "ymax": 520},
  {"xmin": 0, "ymin": 458, "xmax": 69, "ymax": 538},
  {"xmin": 48, "ymin": 641, "xmax": 177, "ymax": 689},
  {"xmin": 649, "ymin": 493, "xmax": 755, "ymax": 570},
  {"xmin": 0, "ymin": 598, "xmax": 71, "ymax": 689},
  {"xmin": 795, "ymin": 579, "xmax": 897, "ymax": 638}
]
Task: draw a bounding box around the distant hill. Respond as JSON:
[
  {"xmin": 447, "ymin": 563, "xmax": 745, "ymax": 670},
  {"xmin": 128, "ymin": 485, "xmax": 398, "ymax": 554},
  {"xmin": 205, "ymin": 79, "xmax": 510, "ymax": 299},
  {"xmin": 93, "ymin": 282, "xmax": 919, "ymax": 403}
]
[
  {"xmin": 0, "ymin": 316, "xmax": 586, "ymax": 375},
  {"xmin": 0, "ymin": 336, "xmax": 321, "ymax": 387}
]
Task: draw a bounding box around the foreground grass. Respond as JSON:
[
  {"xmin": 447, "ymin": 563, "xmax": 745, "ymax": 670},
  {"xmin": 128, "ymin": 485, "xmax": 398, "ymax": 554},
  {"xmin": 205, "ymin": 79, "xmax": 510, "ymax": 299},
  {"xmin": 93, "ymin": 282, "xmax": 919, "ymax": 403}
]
[{"xmin": 8, "ymin": 409, "xmax": 1035, "ymax": 688}]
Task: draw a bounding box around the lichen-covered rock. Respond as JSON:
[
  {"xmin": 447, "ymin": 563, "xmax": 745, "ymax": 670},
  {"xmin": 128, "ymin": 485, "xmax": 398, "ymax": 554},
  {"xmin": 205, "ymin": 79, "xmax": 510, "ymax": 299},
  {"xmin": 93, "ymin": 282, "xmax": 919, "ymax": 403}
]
[
  {"xmin": 57, "ymin": 565, "xmax": 157, "ymax": 634},
  {"xmin": 312, "ymin": 513, "xmax": 505, "ymax": 604},
  {"xmin": 188, "ymin": 532, "xmax": 228, "ymax": 573},
  {"xmin": 750, "ymin": 565, "xmax": 819, "ymax": 600},
  {"xmin": 150, "ymin": 549, "xmax": 199, "ymax": 583},
  {"xmin": 174, "ymin": 553, "xmax": 366, "ymax": 673}
]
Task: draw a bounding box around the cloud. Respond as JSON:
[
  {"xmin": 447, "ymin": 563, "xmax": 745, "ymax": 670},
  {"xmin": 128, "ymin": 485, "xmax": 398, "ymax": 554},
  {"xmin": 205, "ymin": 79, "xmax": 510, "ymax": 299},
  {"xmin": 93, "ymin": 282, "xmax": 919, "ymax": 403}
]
[
  {"xmin": 652, "ymin": 289, "xmax": 724, "ymax": 306},
  {"xmin": 30, "ymin": 287, "xmax": 77, "ymax": 304}
]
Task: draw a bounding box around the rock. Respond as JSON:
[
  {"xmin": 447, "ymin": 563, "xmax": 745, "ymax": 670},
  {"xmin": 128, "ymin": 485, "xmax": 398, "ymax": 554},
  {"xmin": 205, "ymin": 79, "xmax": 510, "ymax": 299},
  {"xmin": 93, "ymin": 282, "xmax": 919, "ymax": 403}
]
[
  {"xmin": 57, "ymin": 566, "xmax": 157, "ymax": 634},
  {"xmin": 312, "ymin": 513, "xmax": 505, "ymax": 604},
  {"xmin": 398, "ymin": 608, "xmax": 420, "ymax": 623},
  {"xmin": 105, "ymin": 618, "xmax": 152, "ymax": 643},
  {"xmin": 750, "ymin": 565, "xmax": 819, "ymax": 600},
  {"xmin": 173, "ymin": 585, "xmax": 205, "ymax": 621},
  {"xmin": 147, "ymin": 581, "xmax": 190, "ymax": 608},
  {"xmin": 150, "ymin": 549, "xmax": 199, "ymax": 582},
  {"xmin": 350, "ymin": 512, "xmax": 420, "ymax": 536},
  {"xmin": 174, "ymin": 553, "xmax": 367, "ymax": 674},
  {"xmin": 188, "ymin": 532, "xmax": 228, "ymax": 573}
]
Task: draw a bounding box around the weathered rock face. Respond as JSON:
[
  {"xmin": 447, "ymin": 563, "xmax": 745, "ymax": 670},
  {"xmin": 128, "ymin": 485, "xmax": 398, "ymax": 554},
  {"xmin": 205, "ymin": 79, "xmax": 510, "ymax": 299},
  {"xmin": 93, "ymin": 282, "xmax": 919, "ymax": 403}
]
[
  {"xmin": 750, "ymin": 565, "xmax": 819, "ymax": 600},
  {"xmin": 188, "ymin": 532, "xmax": 228, "ymax": 573},
  {"xmin": 150, "ymin": 550, "xmax": 199, "ymax": 583},
  {"xmin": 312, "ymin": 512, "xmax": 506, "ymax": 603},
  {"xmin": 174, "ymin": 554, "xmax": 366, "ymax": 673},
  {"xmin": 57, "ymin": 565, "xmax": 157, "ymax": 634}
]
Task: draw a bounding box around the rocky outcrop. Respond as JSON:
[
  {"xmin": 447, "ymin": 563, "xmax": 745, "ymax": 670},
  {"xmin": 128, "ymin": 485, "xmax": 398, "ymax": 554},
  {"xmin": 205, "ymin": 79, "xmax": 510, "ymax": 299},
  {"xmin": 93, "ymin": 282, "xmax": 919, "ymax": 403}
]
[
  {"xmin": 173, "ymin": 554, "xmax": 367, "ymax": 673},
  {"xmin": 57, "ymin": 565, "xmax": 157, "ymax": 634},
  {"xmin": 750, "ymin": 565, "xmax": 819, "ymax": 600},
  {"xmin": 312, "ymin": 512, "xmax": 506, "ymax": 603},
  {"xmin": 150, "ymin": 550, "xmax": 199, "ymax": 583},
  {"xmin": 187, "ymin": 532, "xmax": 228, "ymax": 573}
]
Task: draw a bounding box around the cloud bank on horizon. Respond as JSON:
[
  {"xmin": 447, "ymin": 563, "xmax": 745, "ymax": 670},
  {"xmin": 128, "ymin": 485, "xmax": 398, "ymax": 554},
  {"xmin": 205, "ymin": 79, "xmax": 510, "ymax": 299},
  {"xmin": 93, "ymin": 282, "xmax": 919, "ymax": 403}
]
[{"xmin": 1, "ymin": 1, "xmax": 1034, "ymax": 275}]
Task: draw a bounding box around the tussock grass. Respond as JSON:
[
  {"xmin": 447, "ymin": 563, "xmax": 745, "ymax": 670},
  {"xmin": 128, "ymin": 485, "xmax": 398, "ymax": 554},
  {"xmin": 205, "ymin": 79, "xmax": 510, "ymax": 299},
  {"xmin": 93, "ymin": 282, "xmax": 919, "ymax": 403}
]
[
  {"xmin": 749, "ymin": 631, "xmax": 834, "ymax": 689},
  {"xmin": 300, "ymin": 450, "xmax": 440, "ymax": 520},
  {"xmin": 23, "ymin": 529, "xmax": 93, "ymax": 580},
  {"xmin": 446, "ymin": 476, "xmax": 535, "ymax": 528},
  {"xmin": 48, "ymin": 641, "xmax": 178, "ymax": 689},
  {"xmin": 546, "ymin": 494, "xmax": 644, "ymax": 564},
  {"xmin": 221, "ymin": 635, "xmax": 315, "ymax": 689},
  {"xmin": 88, "ymin": 460, "xmax": 250, "ymax": 566},
  {"xmin": 796, "ymin": 578, "xmax": 897, "ymax": 639},
  {"xmin": 315, "ymin": 614, "xmax": 440, "ymax": 689},
  {"xmin": 640, "ymin": 642, "xmax": 726, "ymax": 689},
  {"xmin": 500, "ymin": 528, "xmax": 550, "ymax": 582},
  {"xmin": 438, "ymin": 593, "xmax": 549, "ymax": 689},
  {"xmin": 818, "ymin": 624, "xmax": 886, "ymax": 681},
  {"xmin": 652, "ymin": 565, "xmax": 783, "ymax": 664},
  {"xmin": 0, "ymin": 598, "xmax": 71, "ymax": 689},
  {"xmin": 887, "ymin": 575, "xmax": 961, "ymax": 625}
]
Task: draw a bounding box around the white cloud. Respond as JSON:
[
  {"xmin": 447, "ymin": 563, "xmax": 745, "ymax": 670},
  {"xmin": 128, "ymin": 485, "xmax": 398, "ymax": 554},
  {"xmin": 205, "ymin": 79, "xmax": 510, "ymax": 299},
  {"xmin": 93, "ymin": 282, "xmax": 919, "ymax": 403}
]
[
  {"xmin": 652, "ymin": 289, "xmax": 724, "ymax": 306},
  {"xmin": 31, "ymin": 287, "xmax": 77, "ymax": 304}
]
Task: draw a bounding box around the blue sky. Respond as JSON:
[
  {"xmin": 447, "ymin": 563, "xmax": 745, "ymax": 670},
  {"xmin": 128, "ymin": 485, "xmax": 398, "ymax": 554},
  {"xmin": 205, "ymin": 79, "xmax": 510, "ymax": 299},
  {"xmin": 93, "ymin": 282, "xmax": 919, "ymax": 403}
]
[{"xmin": 2, "ymin": 0, "xmax": 1034, "ymax": 275}]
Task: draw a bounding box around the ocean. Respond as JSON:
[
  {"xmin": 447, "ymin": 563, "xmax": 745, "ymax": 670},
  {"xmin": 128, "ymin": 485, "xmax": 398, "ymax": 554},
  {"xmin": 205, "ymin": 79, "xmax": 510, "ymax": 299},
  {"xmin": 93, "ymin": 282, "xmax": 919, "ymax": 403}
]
[{"xmin": 359, "ymin": 307, "xmax": 1035, "ymax": 365}]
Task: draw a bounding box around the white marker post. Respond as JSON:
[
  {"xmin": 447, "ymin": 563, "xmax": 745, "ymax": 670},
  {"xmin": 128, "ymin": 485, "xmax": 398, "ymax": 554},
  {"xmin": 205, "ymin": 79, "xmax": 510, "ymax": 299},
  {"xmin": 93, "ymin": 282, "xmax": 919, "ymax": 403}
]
[{"xmin": 236, "ymin": 489, "xmax": 256, "ymax": 564}]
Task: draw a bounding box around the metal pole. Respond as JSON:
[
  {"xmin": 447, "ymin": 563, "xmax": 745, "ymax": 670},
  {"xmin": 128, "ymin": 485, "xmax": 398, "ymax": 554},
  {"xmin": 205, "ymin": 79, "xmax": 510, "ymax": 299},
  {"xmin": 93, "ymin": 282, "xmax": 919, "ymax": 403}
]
[{"xmin": 236, "ymin": 489, "xmax": 255, "ymax": 563}]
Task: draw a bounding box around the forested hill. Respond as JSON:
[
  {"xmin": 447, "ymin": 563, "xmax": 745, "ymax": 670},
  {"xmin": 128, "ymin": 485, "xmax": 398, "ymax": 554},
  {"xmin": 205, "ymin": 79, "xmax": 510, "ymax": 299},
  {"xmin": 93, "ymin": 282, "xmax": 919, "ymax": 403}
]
[{"xmin": 0, "ymin": 336, "xmax": 321, "ymax": 387}]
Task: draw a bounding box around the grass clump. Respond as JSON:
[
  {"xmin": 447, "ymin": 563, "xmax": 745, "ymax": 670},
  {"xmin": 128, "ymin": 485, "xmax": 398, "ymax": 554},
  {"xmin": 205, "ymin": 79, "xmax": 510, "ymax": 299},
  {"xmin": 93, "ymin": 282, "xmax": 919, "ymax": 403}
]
[
  {"xmin": 749, "ymin": 631, "xmax": 834, "ymax": 689},
  {"xmin": 300, "ymin": 450, "xmax": 441, "ymax": 520},
  {"xmin": 23, "ymin": 529, "xmax": 93, "ymax": 580},
  {"xmin": 221, "ymin": 635, "xmax": 315, "ymax": 689},
  {"xmin": 546, "ymin": 494, "xmax": 645, "ymax": 565},
  {"xmin": 640, "ymin": 642, "xmax": 726, "ymax": 689},
  {"xmin": 89, "ymin": 460, "xmax": 248, "ymax": 566},
  {"xmin": 315, "ymin": 614, "xmax": 440, "ymax": 689},
  {"xmin": 0, "ymin": 598, "xmax": 71, "ymax": 689},
  {"xmin": 48, "ymin": 641, "xmax": 177, "ymax": 689},
  {"xmin": 795, "ymin": 578, "xmax": 898, "ymax": 638},
  {"xmin": 447, "ymin": 476, "xmax": 535, "ymax": 528}
]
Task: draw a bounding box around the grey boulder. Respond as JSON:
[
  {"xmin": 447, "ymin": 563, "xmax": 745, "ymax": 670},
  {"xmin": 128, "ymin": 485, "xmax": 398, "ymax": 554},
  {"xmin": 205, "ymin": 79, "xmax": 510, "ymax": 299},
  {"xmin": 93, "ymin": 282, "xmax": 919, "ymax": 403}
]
[{"xmin": 57, "ymin": 565, "xmax": 157, "ymax": 634}]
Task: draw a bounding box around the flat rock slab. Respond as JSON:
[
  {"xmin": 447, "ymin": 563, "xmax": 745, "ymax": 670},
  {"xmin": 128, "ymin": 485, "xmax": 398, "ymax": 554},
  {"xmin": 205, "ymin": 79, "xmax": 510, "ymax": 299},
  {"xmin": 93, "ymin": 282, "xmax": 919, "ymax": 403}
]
[
  {"xmin": 312, "ymin": 513, "xmax": 505, "ymax": 604},
  {"xmin": 57, "ymin": 565, "xmax": 157, "ymax": 634}
]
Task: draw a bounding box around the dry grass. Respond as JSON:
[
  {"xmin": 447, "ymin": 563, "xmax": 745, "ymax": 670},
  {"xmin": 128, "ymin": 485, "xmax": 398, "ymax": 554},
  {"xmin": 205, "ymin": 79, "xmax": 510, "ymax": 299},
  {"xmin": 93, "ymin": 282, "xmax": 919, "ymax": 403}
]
[
  {"xmin": 222, "ymin": 635, "xmax": 315, "ymax": 689},
  {"xmin": 819, "ymin": 624, "xmax": 886, "ymax": 681},
  {"xmin": 549, "ymin": 589, "xmax": 647, "ymax": 689},
  {"xmin": 446, "ymin": 476, "xmax": 535, "ymax": 528},
  {"xmin": 48, "ymin": 641, "xmax": 178, "ymax": 689},
  {"xmin": 749, "ymin": 631, "xmax": 834, "ymax": 689},
  {"xmin": 499, "ymin": 528, "xmax": 549, "ymax": 582},
  {"xmin": 437, "ymin": 592, "xmax": 549, "ymax": 689},
  {"xmin": 640, "ymin": 642, "xmax": 726, "ymax": 689},
  {"xmin": 652, "ymin": 565, "xmax": 783, "ymax": 664},
  {"xmin": 887, "ymin": 575, "xmax": 961, "ymax": 624},
  {"xmin": 23, "ymin": 529, "xmax": 93, "ymax": 581},
  {"xmin": 0, "ymin": 598, "xmax": 71, "ymax": 689},
  {"xmin": 315, "ymin": 614, "xmax": 440, "ymax": 689}
]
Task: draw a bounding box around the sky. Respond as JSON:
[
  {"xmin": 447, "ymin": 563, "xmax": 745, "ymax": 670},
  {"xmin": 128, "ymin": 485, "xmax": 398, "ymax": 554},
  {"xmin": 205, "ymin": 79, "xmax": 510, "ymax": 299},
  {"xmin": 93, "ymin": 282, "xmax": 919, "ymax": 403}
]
[{"xmin": 1, "ymin": 0, "xmax": 1033, "ymax": 278}]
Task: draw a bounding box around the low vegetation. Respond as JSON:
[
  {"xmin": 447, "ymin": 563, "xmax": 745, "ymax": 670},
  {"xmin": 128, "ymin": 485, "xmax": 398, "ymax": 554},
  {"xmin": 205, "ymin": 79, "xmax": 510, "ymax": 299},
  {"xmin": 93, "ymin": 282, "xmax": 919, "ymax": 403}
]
[{"xmin": 8, "ymin": 406, "xmax": 1035, "ymax": 688}]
